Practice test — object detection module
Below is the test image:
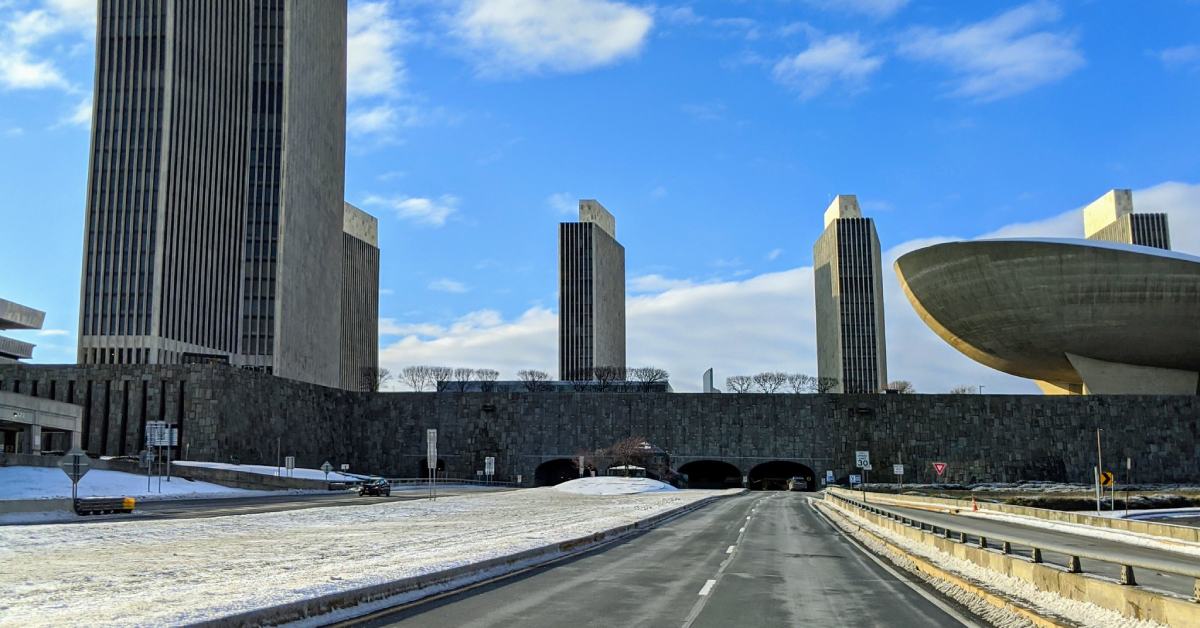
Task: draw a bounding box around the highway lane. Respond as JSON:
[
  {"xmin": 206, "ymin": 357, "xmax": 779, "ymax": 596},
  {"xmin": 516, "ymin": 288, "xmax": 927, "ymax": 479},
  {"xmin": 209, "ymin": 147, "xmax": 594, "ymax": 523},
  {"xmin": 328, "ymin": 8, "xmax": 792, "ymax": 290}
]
[
  {"xmin": 863, "ymin": 499, "xmax": 1198, "ymax": 597},
  {"xmin": 347, "ymin": 492, "xmax": 976, "ymax": 628}
]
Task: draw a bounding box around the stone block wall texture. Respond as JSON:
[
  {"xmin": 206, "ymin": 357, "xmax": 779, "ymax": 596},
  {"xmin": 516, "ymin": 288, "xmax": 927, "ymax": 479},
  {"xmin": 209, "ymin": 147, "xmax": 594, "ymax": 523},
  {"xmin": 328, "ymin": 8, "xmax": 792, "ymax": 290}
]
[{"xmin": 1, "ymin": 364, "xmax": 1196, "ymax": 485}]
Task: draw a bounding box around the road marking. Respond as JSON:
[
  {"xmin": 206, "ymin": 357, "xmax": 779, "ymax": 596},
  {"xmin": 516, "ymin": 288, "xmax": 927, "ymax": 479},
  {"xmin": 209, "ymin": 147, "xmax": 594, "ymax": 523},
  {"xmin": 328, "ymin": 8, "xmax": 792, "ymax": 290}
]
[
  {"xmin": 739, "ymin": 526, "xmax": 745, "ymax": 533},
  {"xmin": 726, "ymin": 545, "xmax": 735, "ymax": 554},
  {"xmin": 698, "ymin": 579, "xmax": 716, "ymax": 596},
  {"xmin": 746, "ymin": 516, "xmax": 751, "ymax": 520}
]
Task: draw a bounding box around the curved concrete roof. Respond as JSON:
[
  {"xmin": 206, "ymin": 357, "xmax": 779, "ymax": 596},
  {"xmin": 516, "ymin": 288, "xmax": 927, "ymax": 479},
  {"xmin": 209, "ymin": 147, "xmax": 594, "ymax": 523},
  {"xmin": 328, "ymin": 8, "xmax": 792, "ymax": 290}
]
[{"xmin": 894, "ymin": 238, "xmax": 1200, "ymax": 384}]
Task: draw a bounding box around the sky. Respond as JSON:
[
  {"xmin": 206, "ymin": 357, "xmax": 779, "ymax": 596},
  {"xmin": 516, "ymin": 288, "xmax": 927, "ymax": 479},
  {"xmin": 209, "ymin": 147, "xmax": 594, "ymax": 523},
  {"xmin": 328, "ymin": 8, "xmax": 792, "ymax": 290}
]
[{"xmin": 1, "ymin": 0, "xmax": 1198, "ymax": 393}]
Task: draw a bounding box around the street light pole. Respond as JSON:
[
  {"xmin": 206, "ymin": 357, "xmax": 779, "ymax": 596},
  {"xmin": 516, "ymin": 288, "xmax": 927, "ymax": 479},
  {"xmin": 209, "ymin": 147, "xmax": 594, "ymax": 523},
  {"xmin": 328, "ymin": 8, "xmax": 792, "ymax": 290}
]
[{"xmin": 1095, "ymin": 428, "xmax": 1103, "ymax": 514}]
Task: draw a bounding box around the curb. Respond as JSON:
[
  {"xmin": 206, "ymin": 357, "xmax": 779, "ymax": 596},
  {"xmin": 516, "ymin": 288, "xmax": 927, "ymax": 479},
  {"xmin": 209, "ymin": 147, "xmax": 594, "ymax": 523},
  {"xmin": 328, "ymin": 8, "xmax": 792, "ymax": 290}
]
[{"xmin": 196, "ymin": 490, "xmax": 745, "ymax": 627}]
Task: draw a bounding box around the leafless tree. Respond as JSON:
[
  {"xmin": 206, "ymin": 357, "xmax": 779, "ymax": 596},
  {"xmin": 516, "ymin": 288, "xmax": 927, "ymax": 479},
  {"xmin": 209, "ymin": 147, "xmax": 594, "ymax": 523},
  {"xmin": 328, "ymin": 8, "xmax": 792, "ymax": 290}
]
[
  {"xmin": 606, "ymin": 436, "xmax": 651, "ymax": 475},
  {"xmin": 629, "ymin": 366, "xmax": 670, "ymax": 392},
  {"xmin": 451, "ymin": 367, "xmax": 476, "ymax": 392},
  {"xmin": 593, "ymin": 366, "xmax": 625, "ymax": 391},
  {"xmin": 476, "ymin": 368, "xmax": 500, "ymax": 392},
  {"xmin": 752, "ymin": 371, "xmax": 788, "ymax": 393},
  {"xmin": 517, "ymin": 369, "xmax": 551, "ymax": 392},
  {"xmin": 888, "ymin": 380, "xmax": 916, "ymax": 394},
  {"xmin": 948, "ymin": 385, "xmax": 977, "ymax": 394},
  {"xmin": 360, "ymin": 367, "xmax": 392, "ymax": 392},
  {"xmin": 815, "ymin": 376, "xmax": 839, "ymax": 393},
  {"xmin": 725, "ymin": 375, "xmax": 753, "ymax": 393},
  {"xmin": 429, "ymin": 366, "xmax": 454, "ymax": 391},
  {"xmin": 400, "ymin": 365, "xmax": 435, "ymax": 391},
  {"xmin": 787, "ymin": 373, "xmax": 816, "ymax": 393}
]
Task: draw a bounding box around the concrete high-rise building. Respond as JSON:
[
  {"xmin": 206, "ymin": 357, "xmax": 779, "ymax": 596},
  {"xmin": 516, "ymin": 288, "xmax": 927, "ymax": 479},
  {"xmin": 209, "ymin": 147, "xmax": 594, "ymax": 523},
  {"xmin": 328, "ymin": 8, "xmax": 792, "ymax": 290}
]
[
  {"xmin": 1083, "ymin": 189, "xmax": 1171, "ymax": 250},
  {"xmin": 76, "ymin": 1, "xmax": 371, "ymax": 389},
  {"xmin": 813, "ymin": 195, "xmax": 888, "ymax": 394},
  {"xmin": 559, "ymin": 200, "xmax": 626, "ymax": 381},
  {"xmin": 0, "ymin": 299, "xmax": 45, "ymax": 363},
  {"xmin": 339, "ymin": 203, "xmax": 380, "ymax": 391}
]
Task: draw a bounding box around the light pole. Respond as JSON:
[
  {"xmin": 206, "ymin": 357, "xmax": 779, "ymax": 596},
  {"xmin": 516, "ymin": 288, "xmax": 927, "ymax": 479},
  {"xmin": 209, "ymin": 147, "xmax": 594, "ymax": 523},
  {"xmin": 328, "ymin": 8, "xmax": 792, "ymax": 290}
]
[{"xmin": 978, "ymin": 385, "xmax": 985, "ymax": 395}]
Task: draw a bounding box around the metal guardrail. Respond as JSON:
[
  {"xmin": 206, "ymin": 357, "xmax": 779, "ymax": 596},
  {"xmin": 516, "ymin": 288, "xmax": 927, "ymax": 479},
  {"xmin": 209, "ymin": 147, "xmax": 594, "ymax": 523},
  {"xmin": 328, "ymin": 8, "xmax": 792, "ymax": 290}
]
[
  {"xmin": 827, "ymin": 491, "xmax": 1200, "ymax": 600},
  {"xmin": 383, "ymin": 477, "xmax": 518, "ymax": 488}
]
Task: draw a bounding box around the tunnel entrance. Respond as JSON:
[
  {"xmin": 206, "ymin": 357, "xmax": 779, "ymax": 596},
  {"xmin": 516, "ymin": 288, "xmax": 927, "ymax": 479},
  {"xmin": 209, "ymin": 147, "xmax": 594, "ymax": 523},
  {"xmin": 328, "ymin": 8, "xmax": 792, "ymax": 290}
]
[
  {"xmin": 678, "ymin": 460, "xmax": 743, "ymax": 489},
  {"xmin": 534, "ymin": 458, "xmax": 579, "ymax": 486},
  {"xmin": 416, "ymin": 458, "xmax": 446, "ymax": 478},
  {"xmin": 748, "ymin": 460, "xmax": 815, "ymax": 491}
]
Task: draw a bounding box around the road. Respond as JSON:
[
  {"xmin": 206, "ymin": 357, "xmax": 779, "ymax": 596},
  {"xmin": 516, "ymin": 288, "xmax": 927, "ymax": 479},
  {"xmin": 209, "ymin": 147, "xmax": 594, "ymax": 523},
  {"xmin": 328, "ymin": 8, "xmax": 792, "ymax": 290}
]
[
  {"xmin": 864, "ymin": 499, "xmax": 1198, "ymax": 597},
  {"xmin": 345, "ymin": 492, "xmax": 976, "ymax": 628}
]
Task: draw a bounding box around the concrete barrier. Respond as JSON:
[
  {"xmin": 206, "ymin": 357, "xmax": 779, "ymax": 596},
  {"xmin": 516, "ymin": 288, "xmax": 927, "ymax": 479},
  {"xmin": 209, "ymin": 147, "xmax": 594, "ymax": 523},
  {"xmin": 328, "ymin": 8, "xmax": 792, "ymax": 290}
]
[
  {"xmin": 0, "ymin": 498, "xmax": 72, "ymax": 515},
  {"xmin": 825, "ymin": 493, "xmax": 1200, "ymax": 627},
  {"xmin": 169, "ymin": 464, "xmax": 331, "ymax": 491},
  {"xmin": 195, "ymin": 490, "xmax": 744, "ymax": 627},
  {"xmin": 828, "ymin": 487, "xmax": 1200, "ymax": 545}
]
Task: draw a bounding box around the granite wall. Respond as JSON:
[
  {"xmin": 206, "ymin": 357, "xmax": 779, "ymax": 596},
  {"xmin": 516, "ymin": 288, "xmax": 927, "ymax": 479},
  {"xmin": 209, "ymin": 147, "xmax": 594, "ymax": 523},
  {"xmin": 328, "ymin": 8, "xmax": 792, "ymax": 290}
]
[{"xmin": 1, "ymin": 364, "xmax": 1196, "ymax": 485}]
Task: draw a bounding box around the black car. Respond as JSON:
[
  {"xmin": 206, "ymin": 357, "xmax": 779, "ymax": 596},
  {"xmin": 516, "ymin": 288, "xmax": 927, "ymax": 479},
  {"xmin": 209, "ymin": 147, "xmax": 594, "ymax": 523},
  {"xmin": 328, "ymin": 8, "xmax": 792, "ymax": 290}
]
[{"xmin": 357, "ymin": 479, "xmax": 391, "ymax": 497}]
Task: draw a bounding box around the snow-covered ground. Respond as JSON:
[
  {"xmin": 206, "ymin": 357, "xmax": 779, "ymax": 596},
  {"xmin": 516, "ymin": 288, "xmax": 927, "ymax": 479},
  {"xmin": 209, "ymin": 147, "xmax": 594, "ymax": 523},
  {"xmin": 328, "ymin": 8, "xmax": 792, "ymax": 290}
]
[
  {"xmin": 173, "ymin": 460, "xmax": 363, "ymax": 482},
  {"xmin": 0, "ymin": 487, "xmax": 733, "ymax": 626},
  {"xmin": 554, "ymin": 476, "xmax": 677, "ymax": 495},
  {"xmin": 0, "ymin": 466, "xmax": 271, "ymax": 501}
]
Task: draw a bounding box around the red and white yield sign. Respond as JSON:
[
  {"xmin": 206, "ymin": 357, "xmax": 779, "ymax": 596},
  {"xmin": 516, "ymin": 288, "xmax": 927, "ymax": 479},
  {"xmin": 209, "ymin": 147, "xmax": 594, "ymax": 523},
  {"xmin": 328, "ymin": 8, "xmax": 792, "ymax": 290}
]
[{"xmin": 932, "ymin": 462, "xmax": 948, "ymax": 477}]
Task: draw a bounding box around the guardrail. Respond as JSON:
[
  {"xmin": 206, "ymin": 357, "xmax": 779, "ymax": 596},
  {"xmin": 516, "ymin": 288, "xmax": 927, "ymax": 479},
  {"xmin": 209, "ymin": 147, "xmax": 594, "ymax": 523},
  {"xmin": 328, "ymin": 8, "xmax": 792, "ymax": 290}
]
[
  {"xmin": 826, "ymin": 491, "xmax": 1200, "ymax": 601},
  {"xmin": 383, "ymin": 477, "xmax": 518, "ymax": 488}
]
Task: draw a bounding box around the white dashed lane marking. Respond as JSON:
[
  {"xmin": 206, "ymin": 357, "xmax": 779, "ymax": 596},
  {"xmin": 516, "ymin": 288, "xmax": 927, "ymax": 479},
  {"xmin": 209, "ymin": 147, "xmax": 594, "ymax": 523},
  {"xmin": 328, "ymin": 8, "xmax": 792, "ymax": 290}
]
[{"xmin": 698, "ymin": 579, "xmax": 716, "ymax": 596}]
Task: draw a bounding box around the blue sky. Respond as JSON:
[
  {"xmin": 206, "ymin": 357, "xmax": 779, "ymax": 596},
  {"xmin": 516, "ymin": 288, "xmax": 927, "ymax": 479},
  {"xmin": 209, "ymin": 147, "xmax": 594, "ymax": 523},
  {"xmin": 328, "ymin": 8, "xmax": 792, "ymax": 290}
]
[{"xmin": 2, "ymin": 0, "xmax": 1199, "ymax": 392}]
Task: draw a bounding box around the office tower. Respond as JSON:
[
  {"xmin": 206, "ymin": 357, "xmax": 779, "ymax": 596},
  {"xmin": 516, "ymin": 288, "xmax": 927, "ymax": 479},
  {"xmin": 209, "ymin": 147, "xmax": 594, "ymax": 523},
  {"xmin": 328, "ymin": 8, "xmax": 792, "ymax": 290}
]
[
  {"xmin": 813, "ymin": 195, "xmax": 888, "ymax": 394},
  {"xmin": 77, "ymin": 1, "xmax": 366, "ymax": 389},
  {"xmin": 0, "ymin": 299, "xmax": 45, "ymax": 363},
  {"xmin": 1083, "ymin": 189, "xmax": 1171, "ymax": 250},
  {"xmin": 339, "ymin": 203, "xmax": 380, "ymax": 391},
  {"xmin": 559, "ymin": 200, "xmax": 626, "ymax": 381}
]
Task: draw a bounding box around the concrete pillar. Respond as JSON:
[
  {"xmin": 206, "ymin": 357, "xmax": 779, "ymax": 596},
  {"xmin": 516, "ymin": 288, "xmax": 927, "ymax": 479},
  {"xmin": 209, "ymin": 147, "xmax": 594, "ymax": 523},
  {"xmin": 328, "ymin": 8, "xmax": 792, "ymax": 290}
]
[{"xmin": 20, "ymin": 424, "xmax": 42, "ymax": 455}]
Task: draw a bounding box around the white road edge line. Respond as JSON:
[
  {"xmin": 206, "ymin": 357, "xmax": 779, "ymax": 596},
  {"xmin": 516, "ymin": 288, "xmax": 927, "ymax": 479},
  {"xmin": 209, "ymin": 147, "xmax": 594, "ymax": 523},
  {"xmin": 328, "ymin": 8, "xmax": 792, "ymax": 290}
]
[
  {"xmin": 698, "ymin": 579, "xmax": 716, "ymax": 596},
  {"xmin": 726, "ymin": 545, "xmax": 735, "ymax": 554},
  {"xmin": 808, "ymin": 498, "xmax": 983, "ymax": 628}
]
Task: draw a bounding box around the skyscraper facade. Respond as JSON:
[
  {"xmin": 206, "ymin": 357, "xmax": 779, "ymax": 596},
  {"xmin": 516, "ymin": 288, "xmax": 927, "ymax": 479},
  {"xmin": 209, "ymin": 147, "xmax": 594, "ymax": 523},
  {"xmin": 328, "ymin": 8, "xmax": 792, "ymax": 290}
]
[
  {"xmin": 77, "ymin": 1, "xmax": 372, "ymax": 389},
  {"xmin": 559, "ymin": 200, "xmax": 626, "ymax": 381},
  {"xmin": 1083, "ymin": 189, "xmax": 1171, "ymax": 250},
  {"xmin": 813, "ymin": 195, "xmax": 888, "ymax": 394},
  {"xmin": 339, "ymin": 203, "xmax": 380, "ymax": 391}
]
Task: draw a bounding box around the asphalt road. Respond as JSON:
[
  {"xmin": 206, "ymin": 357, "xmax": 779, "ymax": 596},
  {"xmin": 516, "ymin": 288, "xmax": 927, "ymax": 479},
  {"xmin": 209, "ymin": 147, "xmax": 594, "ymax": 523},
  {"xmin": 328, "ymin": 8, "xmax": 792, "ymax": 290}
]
[
  {"xmin": 347, "ymin": 492, "xmax": 976, "ymax": 628},
  {"xmin": 865, "ymin": 499, "xmax": 1198, "ymax": 597}
]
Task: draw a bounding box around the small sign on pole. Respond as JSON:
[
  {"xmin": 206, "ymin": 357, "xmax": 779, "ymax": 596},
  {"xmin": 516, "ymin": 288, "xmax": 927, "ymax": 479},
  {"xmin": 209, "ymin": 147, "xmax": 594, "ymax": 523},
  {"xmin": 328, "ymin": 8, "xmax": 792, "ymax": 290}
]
[
  {"xmin": 854, "ymin": 451, "xmax": 870, "ymax": 468},
  {"xmin": 321, "ymin": 461, "xmax": 333, "ymax": 481},
  {"xmin": 933, "ymin": 462, "xmax": 948, "ymax": 478},
  {"xmin": 426, "ymin": 429, "xmax": 438, "ymax": 499},
  {"xmin": 578, "ymin": 455, "xmax": 585, "ymax": 477},
  {"xmin": 849, "ymin": 474, "xmax": 862, "ymax": 487},
  {"xmin": 58, "ymin": 448, "xmax": 91, "ymax": 502},
  {"xmin": 285, "ymin": 455, "xmax": 295, "ymax": 478},
  {"xmin": 825, "ymin": 470, "xmax": 834, "ymax": 484},
  {"xmin": 484, "ymin": 456, "xmax": 495, "ymax": 482},
  {"xmin": 893, "ymin": 464, "xmax": 904, "ymax": 476},
  {"xmin": 340, "ymin": 463, "xmax": 350, "ymax": 471}
]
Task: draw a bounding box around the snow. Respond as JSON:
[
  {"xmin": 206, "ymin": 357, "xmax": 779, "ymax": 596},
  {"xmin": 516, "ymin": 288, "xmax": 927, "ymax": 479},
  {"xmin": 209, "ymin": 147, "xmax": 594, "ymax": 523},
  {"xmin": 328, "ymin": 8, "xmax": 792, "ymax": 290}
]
[
  {"xmin": 965, "ymin": 509, "xmax": 1200, "ymax": 559},
  {"xmin": 819, "ymin": 498, "xmax": 1165, "ymax": 628},
  {"xmin": 0, "ymin": 466, "xmax": 269, "ymax": 501},
  {"xmin": 553, "ymin": 476, "xmax": 678, "ymax": 495},
  {"xmin": 173, "ymin": 460, "xmax": 363, "ymax": 482},
  {"xmin": 0, "ymin": 488, "xmax": 733, "ymax": 626}
]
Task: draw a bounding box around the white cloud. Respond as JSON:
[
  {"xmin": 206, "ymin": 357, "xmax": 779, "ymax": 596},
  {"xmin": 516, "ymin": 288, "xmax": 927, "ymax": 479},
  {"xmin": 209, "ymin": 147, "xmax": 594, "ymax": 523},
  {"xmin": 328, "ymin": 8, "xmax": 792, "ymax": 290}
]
[
  {"xmin": 453, "ymin": 0, "xmax": 653, "ymax": 76},
  {"xmin": 1159, "ymin": 44, "xmax": 1200, "ymax": 71},
  {"xmin": 35, "ymin": 328, "xmax": 68, "ymax": 337},
  {"xmin": 899, "ymin": 1, "xmax": 1084, "ymax": 101},
  {"xmin": 363, "ymin": 194, "xmax": 459, "ymax": 227},
  {"xmin": 766, "ymin": 248, "xmax": 784, "ymax": 261},
  {"xmin": 547, "ymin": 192, "xmax": 576, "ymax": 215},
  {"xmin": 802, "ymin": 0, "xmax": 909, "ymax": 19},
  {"xmin": 60, "ymin": 92, "xmax": 90, "ymax": 127},
  {"xmin": 428, "ymin": 278, "xmax": 469, "ymax": 294},
  {"xmin": 348, "ymin": 104, "xmax": 396, "ymax": 134},
  {"xmin": 347, "ymin": 1, "xmax": 407, "ymax": 99},
  {"xmin": 0, "ymin": 0, "xmax": 94, "ymax": 90},
  {"xmin": 773, "ymin": 33, "xmax": 883, "ymax": 100},
  {"xmin": 377, "ymin": 181, "xmax": 1200, "ymax": 394}
]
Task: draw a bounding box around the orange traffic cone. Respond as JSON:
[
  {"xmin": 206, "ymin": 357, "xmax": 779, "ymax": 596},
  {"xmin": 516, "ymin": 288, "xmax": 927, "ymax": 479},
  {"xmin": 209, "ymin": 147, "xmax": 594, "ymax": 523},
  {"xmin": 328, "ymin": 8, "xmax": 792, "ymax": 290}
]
[{"xmin": 972, "ymin": 496, "xmax": 978, "ymax": 512}]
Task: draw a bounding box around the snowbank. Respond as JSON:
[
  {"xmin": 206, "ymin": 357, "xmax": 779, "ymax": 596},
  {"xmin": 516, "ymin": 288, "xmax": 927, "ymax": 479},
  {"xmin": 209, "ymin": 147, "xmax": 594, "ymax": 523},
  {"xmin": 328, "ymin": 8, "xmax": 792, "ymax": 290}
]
[
  {"xmin": 0, "ymin": 466, "xmax": 265, "ymax": 501},
  {"xmin": 553, "ymin": 476, "xmax": 678, "ymax": 496},
  {"xmin": 0, "ymin": 488, "xmax": 732, "ymax": 626},
  {"xmin": 173, "ymin": 460, "xmax": 362, "ymax": 482}
]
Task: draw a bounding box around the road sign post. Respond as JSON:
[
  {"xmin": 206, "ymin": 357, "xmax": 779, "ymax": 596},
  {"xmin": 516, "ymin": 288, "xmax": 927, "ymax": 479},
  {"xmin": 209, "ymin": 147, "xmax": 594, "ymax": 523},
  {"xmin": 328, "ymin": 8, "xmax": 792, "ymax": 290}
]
[
  {"xmin": 824, "ymin": 470, "xmax": 834, "ymax": 486},
  {"xmin": 485, "ymin": 456, "xmax": 495, "ymax": 483},
  {"xmin": 285, "ymin": 455, "xmax": 295, "ymax": 478},
  {"xmin": 578, "ymin": 455, "xmax": 585, "ymax": 477},
  {"xmin": 426, "ymin": 429, "xmax": 438, "ymax": 499},
  {"xmin": 58, "ymin": 448, "xmax": 92, "ymax": 503},
  {"xmin": 321, "ymin": 461, "xmax": 333, "ymax": 482},
  {"xmin": 893, "ymin": 464, "xmax": 904, "ymax": 491},
  {"xmin": 932, "ymin": 461, "xmax": 948, "ymax": 483},
  {"xmin": 855, "ymin": 451, "xmax": 870, "ymax": 498}
]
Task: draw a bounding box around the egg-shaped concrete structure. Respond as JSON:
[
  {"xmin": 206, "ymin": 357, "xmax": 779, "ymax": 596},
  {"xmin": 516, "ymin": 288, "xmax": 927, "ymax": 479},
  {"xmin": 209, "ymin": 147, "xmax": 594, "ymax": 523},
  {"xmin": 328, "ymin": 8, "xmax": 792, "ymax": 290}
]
[{"xmin": 894, "ymin": 238, "xmax": 1200, "ymax": 394}]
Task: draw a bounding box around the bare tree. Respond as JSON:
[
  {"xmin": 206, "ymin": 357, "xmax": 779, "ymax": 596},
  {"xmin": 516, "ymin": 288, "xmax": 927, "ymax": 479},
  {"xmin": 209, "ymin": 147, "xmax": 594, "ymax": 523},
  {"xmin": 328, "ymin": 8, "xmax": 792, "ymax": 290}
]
[
  {"xmin": 725, "ymin": 375, "xmax": 753, "ymax": 393},
  {"xmin": 476, "ymin": 368, "xmax": 499, "ymax": 392},
  {"xmin": 752, "ymin": 371, "xmax": 788, "ymax": 393},
  {"xmin": 593, "ymin": 366, "xmax": 625, "ymax": 391},
  {"xmin": 360, "ymin": 367, "xmax": 392, "ymax": 392},
  {"xmin": 400, "ymin": 365, "xmax": 435, "ymax": 391},
  {"xmin": 815, "ymin": 376, "xmax": 839, "ymax": 393},
  {"xmin": 517, "ymin": 369, "xmax": 551, "ymax": 392},
  {"xmin": 949, "ymin": 385, "xmax": 977, "ymax": 394},
  {"xmin": 787, "ymin": 373, "xmax": 816, "ymax": 393},
  {"xmin": 606, "ymin": 436, "xmax": 651, "ymax": 476},
  {"xmin": 451, "ymin": 367, "xmax": 476, "ymax": 392},
  {"xmin": 429, "ymin": 366, "xmax": 454, "ymax": 391},
  {"xmin": 629, "ymin": 366, "xmax": 669, "ymax": 392},
  {"xmin": 888, "ymin": 380, "xmax": 916, "ymax": 394}
]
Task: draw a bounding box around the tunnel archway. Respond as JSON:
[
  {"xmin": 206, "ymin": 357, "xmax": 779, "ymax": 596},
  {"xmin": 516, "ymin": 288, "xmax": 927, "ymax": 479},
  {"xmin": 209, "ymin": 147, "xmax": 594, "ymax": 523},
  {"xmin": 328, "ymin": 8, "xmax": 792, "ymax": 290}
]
[
  {"xmin": 748, "ymin": 460, "xmax": 815, "ymax": 491},
  {"xmin": 534, "ymin": 458, "xmax": 579, "ymax": 486},
  {"xmin": 678, "ymin": 460, "xmax": 743, "ymax": 489},
  {"xmin": 416, "ymin": 458, "xmax": 445, "ymax": 478}
]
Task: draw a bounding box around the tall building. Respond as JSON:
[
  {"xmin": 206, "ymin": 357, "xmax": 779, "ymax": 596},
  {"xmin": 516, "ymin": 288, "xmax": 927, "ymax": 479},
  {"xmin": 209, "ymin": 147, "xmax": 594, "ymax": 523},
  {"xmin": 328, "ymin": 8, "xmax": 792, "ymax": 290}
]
[
  {"xmin": 1083, "ymin": 189, "xmax": 1171, "ymax": 250},
  {"xmin": 76, "ymin": 1, "xmax": 372, "ymax": 389},
  {"xmin": 559, "ymin": 200, "xmax": 626, "ymax": 381},
  {"xmin": 0, "ymin": 299, "xmax": 45, "ymax": 363},
  {"xmin": 813, "ymin": 195, "xmax": 888, "ymax": 394},
  {"xmin": 339, "ymin": 203, "xmax": 380, "ymax": 391}
]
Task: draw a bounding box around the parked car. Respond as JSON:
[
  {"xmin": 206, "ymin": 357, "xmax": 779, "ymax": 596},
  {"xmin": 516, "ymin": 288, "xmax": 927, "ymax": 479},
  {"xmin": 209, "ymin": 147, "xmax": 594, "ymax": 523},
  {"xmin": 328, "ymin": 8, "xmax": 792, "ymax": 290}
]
[
  {"xmin": 357, "ymin": 478, "xmax": 391, "ymax": 497},
  {"xmin": 787, "ymin": 477, "xmax": 808, "ymax": 491}
]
